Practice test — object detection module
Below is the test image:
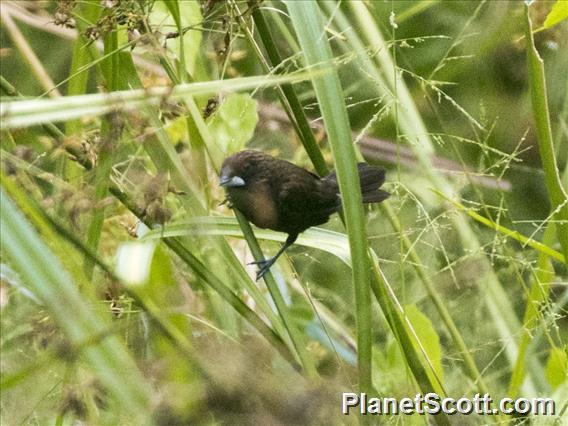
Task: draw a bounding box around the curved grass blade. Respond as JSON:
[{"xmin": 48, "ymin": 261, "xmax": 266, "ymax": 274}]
[
  {"xmin": 524, "ymin": 4, "xmax": 568, "ymax": 263},
  {"xmin": 142, "ymin": 217, "xmax": 352, "ymax": 264},
  {"xmin": 0, "ymin": 72, "xmax": 316, "ymax": 129}
]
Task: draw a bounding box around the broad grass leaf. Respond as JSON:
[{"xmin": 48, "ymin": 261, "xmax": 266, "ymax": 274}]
[
  {"xmin": 207, "ymin": 93, "xmax": 259, "ymax": 153},
  {"xmin": 165, "ymin": 116, "xmax": 189, "ymax": 144},
  {"xmin": 404, "ymin": 304, "xmax": 444, "ymax": 385},
  {"xmin": 545, "ymin": 346, "xmax": 568, "ymax": 389},
  {"xmin": 544, "ymin": 1, "xmax": 568, "ymax": 29}
]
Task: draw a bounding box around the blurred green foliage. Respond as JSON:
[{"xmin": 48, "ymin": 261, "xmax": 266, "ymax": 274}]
[{"xmin": 1, "ymin": 0, "xmax": 567, "ymax": 424}]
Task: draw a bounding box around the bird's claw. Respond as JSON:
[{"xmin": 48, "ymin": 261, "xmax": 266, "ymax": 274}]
[
  {"xmin": 248, "ymin": 258, "xmax": 271, "ymax": 267},
  {"xmin": 255, "ymin": 267, "xmax": 269, "ymax": 281},
  {"xmin": 248, "ymin": 258, "xmax": 274, "ymax": 281}
]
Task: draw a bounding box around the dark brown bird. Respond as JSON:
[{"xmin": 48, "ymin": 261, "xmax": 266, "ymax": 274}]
[{"xmin": 220, "ymin": 150, "xmax": 390, "ymax": 280}]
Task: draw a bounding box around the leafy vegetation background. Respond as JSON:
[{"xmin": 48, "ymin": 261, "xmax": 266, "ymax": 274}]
[{"xmin": 1, "ymin": 1, "xmax": 567, "ymax": 424}]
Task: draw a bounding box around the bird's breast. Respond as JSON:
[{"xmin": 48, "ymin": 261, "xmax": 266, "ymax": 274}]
[{"xmin": 227, "ymin": 183, "xmax": 279, "ymax": 230}]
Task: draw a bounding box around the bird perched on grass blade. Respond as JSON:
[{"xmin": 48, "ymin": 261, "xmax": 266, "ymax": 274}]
[{"xmin": 220, "ymin": 150, "xmax": 390, "ymax": 280}]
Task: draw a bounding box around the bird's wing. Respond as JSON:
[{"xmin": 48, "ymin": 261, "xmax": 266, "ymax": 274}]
[{"xmin": 275, "ymin": 171, "xmax": 340, "ymax": 233}]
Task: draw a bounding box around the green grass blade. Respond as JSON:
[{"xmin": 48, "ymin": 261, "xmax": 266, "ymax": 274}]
[
  {"xmin": 0, "ymin": 76, "xmax": 95, "ymax": 170},
  {"xmin": 433, "ymin": 189, "xmax": 565, "ymax": 263},
  {"xmin": 160, "ymin": 1, "xmax": 211, "ymax": 194},
  {"xmin": 509, "ymin": 223, "xmax": 557, "ymax": 397},
  {"xmin": 397, "ymin": 1, "xmax": 441, "ymax": 23},
  {"xmin": 248, "ymin": 5, "xmax": 328, "ymax": 176},
  {"xmin": 142, "ymin": 217, "xmax": 352, "ymax": 261},
  {"xmin": 1, "ymin": 72, "xmax": 316, "ymax": 129},
  {"xmin": 85, "ymin": 24, "xmax": 131, "ymax": 276},
  {"xmin": 524, "ymin": 4, "xmax": 568, "ymax": 264},
  {"xmin": 234, "ymin": 210, "xmax": 317, "ymax": 378},
  {"xmin": 65, "ymin": 1, "xmax": 100, "ymax": 136},
  {"xmin": 284, "ymin": 0, "xmax": 373, "ymax": 393}
]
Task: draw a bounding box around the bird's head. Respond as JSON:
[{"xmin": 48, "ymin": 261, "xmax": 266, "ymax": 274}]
[
  {"xmin": 219, "ymin": 152, "xmax": 249, "ymax": 188},
  {"xmin": 219, "ymin": 150, "xmax": 269, "ymax": 189}
]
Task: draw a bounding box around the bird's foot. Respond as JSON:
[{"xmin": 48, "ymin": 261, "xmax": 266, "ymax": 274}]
[
  {"xmin": 248, "ymin": 258, "xmax": 271, "ymax": 267},
  {"xmin": 248, "ymin": 258, "xmax": 275, "ymax": 281}
]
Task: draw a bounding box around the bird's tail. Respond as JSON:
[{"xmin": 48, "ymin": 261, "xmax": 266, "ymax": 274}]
[{"xmin": 324, "ymin": 163, "xmax": 390, "ymax": 204}]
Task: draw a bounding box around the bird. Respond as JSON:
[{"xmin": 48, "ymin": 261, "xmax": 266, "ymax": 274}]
[{"xmin": 219, "ymin": 150, "xmax": 390, "ymax": 280}]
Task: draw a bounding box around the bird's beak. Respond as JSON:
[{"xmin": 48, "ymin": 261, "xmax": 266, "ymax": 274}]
[{"xmin": 219, "ymin": 175, "xmax": 245, "ymax": 188}]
